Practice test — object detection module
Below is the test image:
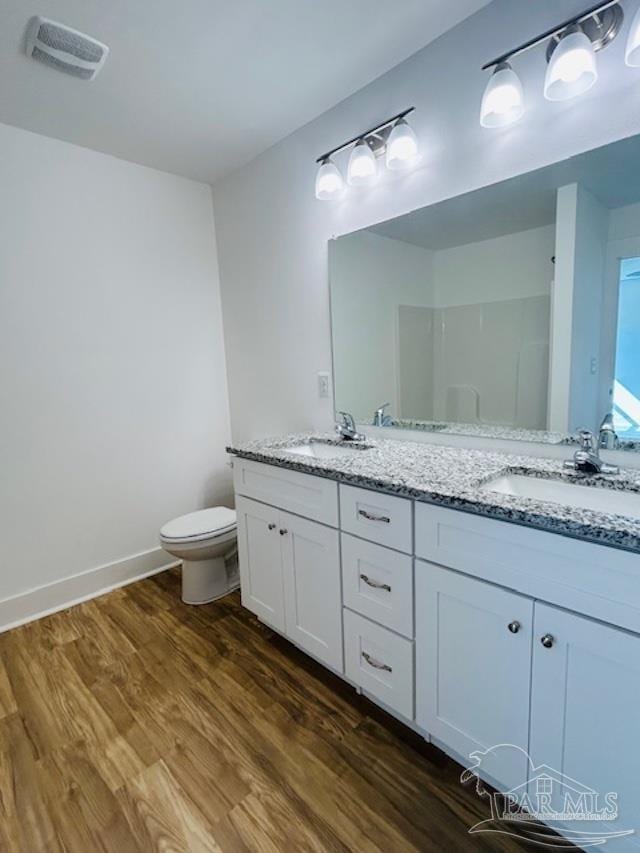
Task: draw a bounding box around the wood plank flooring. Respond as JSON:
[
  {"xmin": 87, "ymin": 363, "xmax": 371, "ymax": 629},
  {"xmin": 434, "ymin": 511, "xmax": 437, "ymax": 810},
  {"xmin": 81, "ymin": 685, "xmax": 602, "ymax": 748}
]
[{"xmin": 0, "ymin": 569, "xmax": 540, "ymax": 852}]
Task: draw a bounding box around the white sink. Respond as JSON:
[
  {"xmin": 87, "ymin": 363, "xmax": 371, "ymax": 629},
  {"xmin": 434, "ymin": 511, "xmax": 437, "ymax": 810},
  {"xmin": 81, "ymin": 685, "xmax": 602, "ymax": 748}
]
[
  {"xmin": 482, "ymin": 473, "xmax": 640, "ymax": 520},
  {"xmin": 283, "ymin": 442, "xmax": 370, "ymax": 460}
]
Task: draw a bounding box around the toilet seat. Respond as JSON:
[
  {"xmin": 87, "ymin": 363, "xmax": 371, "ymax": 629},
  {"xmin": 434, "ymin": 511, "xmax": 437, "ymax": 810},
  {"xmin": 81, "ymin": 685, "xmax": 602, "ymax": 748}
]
[{"xmin": 160, "ymin": 507, "xmax": 236, "ymax": 543}]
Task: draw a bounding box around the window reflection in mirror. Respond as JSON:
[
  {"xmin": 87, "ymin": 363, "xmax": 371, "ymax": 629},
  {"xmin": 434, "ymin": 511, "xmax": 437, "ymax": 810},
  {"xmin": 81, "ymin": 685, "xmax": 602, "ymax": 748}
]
[{"xmin": 614, "ymin": 258, "xmax": 640, "ymax": 440}]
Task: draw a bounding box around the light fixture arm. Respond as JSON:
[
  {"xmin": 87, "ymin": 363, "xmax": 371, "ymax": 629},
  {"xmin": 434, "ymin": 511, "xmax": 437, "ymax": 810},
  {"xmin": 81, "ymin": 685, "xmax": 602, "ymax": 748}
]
[
  {"xmin": 482, "ymin": 0, "xmax": 622, "ymax": 70},
  {"xmin": 316, "ymin": 107, "xmax": 415, "ymax": 164}
]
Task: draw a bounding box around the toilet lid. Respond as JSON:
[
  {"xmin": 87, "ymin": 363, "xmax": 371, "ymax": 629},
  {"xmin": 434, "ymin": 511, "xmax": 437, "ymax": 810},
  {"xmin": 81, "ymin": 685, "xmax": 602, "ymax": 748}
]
[{"xmin": 160, "ymin": 507, "xmax": 236, "ymax": 542}]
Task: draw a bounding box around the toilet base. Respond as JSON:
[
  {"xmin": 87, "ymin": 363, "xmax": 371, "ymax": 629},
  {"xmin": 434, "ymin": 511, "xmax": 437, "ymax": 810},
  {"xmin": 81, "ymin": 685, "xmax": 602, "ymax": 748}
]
[{"xmin": 181, "ymin": 557, "xmax": 239, "ymax": 605}]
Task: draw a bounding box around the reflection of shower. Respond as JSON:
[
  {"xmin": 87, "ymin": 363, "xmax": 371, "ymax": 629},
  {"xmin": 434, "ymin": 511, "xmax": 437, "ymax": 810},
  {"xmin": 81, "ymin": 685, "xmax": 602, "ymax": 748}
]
[
  {"xmin": 515, "ymin": 340, "xmax": 549, "ymax": 429},
  {"xmin": 445, "ymin": 385, "xmax": 481, "ymax": 423},
  {"xmin": 397, "ymin": 294, "xmax": 550, "ymax": 429}
]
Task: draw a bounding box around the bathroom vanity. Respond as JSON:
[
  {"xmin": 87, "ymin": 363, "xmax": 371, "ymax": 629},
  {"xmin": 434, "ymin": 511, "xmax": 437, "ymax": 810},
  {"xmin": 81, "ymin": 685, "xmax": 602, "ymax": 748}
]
[{"xmin": 229, "ymin": 435, "xmax": 640, "ymax": 847}]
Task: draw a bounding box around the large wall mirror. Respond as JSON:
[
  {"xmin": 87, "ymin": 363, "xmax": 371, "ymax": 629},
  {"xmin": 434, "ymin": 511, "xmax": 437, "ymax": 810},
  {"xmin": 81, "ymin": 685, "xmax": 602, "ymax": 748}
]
[{"xmin": 329, "ymin": 134, "xmax": 640, "ymax": 449}]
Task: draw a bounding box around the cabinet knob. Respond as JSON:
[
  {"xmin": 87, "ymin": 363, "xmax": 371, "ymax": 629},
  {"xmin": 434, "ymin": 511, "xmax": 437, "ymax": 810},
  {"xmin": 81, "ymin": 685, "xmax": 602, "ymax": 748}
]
[
  {"xmin": 268, "ymin": 523, "xmax": 276, "ymax": 531},
  {"xmin": 508, "ymin": 620, "xmax": 521, "ymax": 634},
  {"xmin": 279, "ymin": 529, "xmax": 288, "ymax": 536},
  {"xmin": 540, "ymin": 634, "xmax": 555, "ymax": 649}
]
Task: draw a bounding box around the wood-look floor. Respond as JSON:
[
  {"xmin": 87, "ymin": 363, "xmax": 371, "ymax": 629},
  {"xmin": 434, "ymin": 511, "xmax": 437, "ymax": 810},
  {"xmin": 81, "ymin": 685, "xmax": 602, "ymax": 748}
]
[{"xmin": 0, "ymin": 568, "xmax": 541, "ymax": 852}]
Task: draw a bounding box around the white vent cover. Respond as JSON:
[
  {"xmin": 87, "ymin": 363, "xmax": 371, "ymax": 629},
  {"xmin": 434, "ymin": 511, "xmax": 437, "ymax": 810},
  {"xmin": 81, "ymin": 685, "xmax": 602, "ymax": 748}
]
[{"xmin": 26, "ymin": 16, "xmax": 109, "ymax": 81}]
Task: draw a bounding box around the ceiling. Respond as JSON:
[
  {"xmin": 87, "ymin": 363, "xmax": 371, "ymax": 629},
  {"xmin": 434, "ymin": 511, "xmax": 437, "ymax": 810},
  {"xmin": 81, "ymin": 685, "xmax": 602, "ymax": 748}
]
[
  {"xmin": 0, "ymin": 0, "xmax": 490, "ymax": 185},
  {"xmin": 368, "ymin": 133, "xmax": 640, "ymax": 251}
]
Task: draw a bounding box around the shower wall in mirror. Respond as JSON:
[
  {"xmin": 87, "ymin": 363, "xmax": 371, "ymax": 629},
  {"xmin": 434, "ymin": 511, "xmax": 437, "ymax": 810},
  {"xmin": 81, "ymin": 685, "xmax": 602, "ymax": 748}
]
[{"xmin": 329, "ymin": 134, "xmax": 640, "ymax": 448}]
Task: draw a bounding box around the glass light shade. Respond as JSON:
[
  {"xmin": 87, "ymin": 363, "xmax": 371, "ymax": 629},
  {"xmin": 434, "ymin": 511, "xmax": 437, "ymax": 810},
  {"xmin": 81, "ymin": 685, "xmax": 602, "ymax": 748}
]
[
  {"xmin": 315, "ymin": 158, "xmax": 344, "ymax": 200},
  {"xmin": 480, "ymin": 62, "xmax": 524, "ymax": 128},
  {"xmin": 347, "ymin": 139, "xmax": 376, "ymax": 185},
  {"xmin": 544, "ymin": 29, "xmax": 598, "ymax": 101},
  {"xmin": 625, "ymin": 5, "xmax": 640, "ymax": 66},
  {"xmin": 385, "ymin": 119, "xmax": 419, "ymax": 170}
]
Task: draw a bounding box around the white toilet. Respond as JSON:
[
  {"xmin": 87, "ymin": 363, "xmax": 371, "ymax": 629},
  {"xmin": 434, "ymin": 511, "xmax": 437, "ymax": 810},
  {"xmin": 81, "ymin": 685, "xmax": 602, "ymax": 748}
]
[{"xmin": 159, "ymin": 507, "xmax": 238, "ymax": 605}]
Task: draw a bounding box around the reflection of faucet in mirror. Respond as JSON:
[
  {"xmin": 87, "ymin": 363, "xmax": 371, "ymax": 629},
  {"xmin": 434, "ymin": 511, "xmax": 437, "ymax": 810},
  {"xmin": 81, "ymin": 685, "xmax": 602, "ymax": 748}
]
[
  {"xmin": 599, "ymin": 413, "xmax": 620, "ymax": 450},
  {"xmin": 372, "ymin": 403, "xmax": 392, "ymax": 427},
  {"xmin": 564, "ymin": 429, "xmax": 619, "ymax": 476},
  {"xmin": 335, "ymin": 411, "xmax": 366, "ymax": 442}
]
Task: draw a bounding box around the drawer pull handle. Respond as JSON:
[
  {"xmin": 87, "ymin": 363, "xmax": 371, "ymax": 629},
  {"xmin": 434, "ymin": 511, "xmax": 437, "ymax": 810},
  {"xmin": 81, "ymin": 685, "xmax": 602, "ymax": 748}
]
[
  {"xmin": 360, "ymin": 574, "xmax": 391, "ymax": 592},
  {"xmin": 540, "ymin": 634, "xmax": 555, "ymax": 649},
  {"xmin": 362, "ymin": 651, "xmax": 392, "ymax": 672},
  {"xmin": 508, "ymin": 620, "xmax": 521, "ymax": 634},
  {"xmin": 268, "ymin": 523, "xmax": 276, "ymax": 531},
  {"xmin": 279, "ymin": 529, "xmax": 288, "ymax": 536},
  {"xmin": 358, "ymin": 509, "xmax": 391, "ymax": 524}
]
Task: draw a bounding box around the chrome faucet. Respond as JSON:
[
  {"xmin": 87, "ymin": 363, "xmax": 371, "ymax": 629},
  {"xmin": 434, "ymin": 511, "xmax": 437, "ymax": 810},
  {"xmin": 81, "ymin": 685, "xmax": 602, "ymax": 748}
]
[
  {"xmin": 564, "ymin": 429, "xmax": 619, "ymax": 476},
  {"xmin": 599, "ymin": 413, "xmax": 620, "ymax": 450},
  {"xmin": 372, "ymin": 402, "xmax": 392, "ymax": 427},
  {"xmin": 335, "ymin": 411, "xmax": 366, "ymax": 442}
]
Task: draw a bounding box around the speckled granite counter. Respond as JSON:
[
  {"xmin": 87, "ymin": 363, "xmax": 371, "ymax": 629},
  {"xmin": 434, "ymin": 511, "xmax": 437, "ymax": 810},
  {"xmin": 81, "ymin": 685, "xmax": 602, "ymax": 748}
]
[
  {"xmin": 227, "ymin": 433, "xmax": 640, "ymax": 555},
  {"xmin": 386, "ymin": 419, "xmax": 640, "ymax": 451},
  {"xmin": 389, "ymin": 419, "xmax": 568, "ymax": 445}
]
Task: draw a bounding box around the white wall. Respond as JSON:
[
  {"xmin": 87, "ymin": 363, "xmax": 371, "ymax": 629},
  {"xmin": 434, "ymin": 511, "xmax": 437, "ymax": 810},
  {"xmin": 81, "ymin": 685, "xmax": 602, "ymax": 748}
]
[
  {"xmin": 330, "ymin": 231, "xmax": 433, "ymax": 420},
  {"xmin": 568, "ymin": 186, "xmax": 608, "ymax": 433},
  {"xmin": 213, "ymin": 0, "xmax": 640, "ymax": 444},
  {"xmin": 0, "ymin": 122, "xmax": 231, "ymax": 619},
  {"xmin": 432, "ymin": 225, "xmax": 555, "ymax": 307}
]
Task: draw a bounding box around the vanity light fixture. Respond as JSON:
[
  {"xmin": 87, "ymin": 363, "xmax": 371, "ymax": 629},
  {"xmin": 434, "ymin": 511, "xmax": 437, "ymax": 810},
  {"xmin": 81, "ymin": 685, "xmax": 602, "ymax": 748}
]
[
  {"xmin": 544, "ymin": 25, "xmax": 599, "ymax": 101},
  {"xmin": 481, "ymin": 0, "xmax": 625, "ymax": 124},
  {"xmin": 314, "ymin": 107, "xmax": 418, "ymax": 200},
  {"xmin": 385, "ymin": 118, "xmax": 420, "ymax": 170},
  {"xmin": 480, "ymin": 61, "xmax": 525, "ymax": 127},
  {"xmin": 347, "ymin": 139, "xmax": 377, "ymax": 185},
  {"xmin": 315, "ymin": 157, "xmax": 344, "ymax": 200}
]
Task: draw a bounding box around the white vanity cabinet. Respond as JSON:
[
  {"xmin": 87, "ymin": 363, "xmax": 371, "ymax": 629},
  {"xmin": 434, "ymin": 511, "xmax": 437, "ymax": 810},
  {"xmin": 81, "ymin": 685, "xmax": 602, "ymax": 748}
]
[
  {"xmin": 280, "ymin": 510, "xmax": 342, "ymax": 670},
  {"xmin": 416, "ymin": 561, "xmax": 533, "ymax": 791},
  {"xmin": 236, "ymin": 496, "xmax": 285, "ymax": 632},
  {"xmin": 235, "ymin": 488, "xmax": 342, "ymax": 671},
  {"xmin": 530, "ymin": 603, "xmax": 640, "ymax": 844},
  {"xmin": 233, "ymin": 455, "xmax": 640, "ymax": 847}
]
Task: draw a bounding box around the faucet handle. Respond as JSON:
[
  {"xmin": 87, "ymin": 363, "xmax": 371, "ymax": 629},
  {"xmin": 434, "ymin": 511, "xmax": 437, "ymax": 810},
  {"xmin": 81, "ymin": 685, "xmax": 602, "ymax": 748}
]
[
  {"xmin": 578, "ymin": 429, "xmax": 596, "ymax": 450},
  {"xmin": 599, "ymin": 413, "xmax": 620, "ymax": 449},
  {"xmin": 373, "ymin": 402, "xmax": 391, "ymax": 426},
  {"xmin": 337, "ymin": 411, "xmax": 356, "ymax": 430}
]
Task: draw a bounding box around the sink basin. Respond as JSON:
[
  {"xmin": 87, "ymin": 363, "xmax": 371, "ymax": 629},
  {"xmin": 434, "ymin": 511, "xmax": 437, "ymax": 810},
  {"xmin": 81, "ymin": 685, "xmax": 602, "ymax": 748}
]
[
  {"xmin": 283, "ymin": 441, "xmax": 370, "ymax": 460},
  {"xmin": 482, "ymin": 473, "xmax": 640, "ymax": 520}
]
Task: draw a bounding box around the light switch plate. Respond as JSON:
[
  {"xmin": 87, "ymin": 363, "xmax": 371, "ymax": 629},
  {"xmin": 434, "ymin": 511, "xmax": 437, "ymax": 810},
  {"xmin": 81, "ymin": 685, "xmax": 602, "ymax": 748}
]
[{"xmin": 317, "ymin": 372, "xmax": 330, "ymax": 398}]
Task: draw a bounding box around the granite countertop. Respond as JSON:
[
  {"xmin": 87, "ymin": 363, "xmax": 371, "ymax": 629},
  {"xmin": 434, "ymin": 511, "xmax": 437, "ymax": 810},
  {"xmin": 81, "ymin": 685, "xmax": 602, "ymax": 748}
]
[
  {"xmin": 389, "ymin": 418, "xmax": 569, "ymax": 445},
  {"xmin": 387, "ymin": 418, "xmax": 640, "ymax": 451},
  {"xmin": 227, "ymin": 433, "xmax": 640, "ymax": 555}
]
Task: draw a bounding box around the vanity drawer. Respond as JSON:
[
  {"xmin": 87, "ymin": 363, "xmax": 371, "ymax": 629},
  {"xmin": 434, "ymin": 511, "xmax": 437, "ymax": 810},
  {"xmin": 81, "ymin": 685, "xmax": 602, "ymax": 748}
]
[
  {"xmin": 344, "ymin": 609, "xmax": 414, "ymax": 720},
  {"xmin": 415, "ymin": 502, "xmax": 640, "ymax": 635},
  {"xmin": 340, "ymin": 485, "xmax": 412, "ymax": 554},
  {"xmin": 233, "ymin": 458, "xmax": 338, "ymax": 527},
  {"xmin": 341, "ymin": 534, "xmax": 413, "ymax": 637}
]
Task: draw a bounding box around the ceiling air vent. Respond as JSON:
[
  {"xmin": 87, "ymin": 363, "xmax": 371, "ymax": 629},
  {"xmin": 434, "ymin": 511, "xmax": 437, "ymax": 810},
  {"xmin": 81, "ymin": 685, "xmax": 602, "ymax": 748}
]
[{"xmin": 26, "ymin": 16, "xmax": 109, "ymax": 81}]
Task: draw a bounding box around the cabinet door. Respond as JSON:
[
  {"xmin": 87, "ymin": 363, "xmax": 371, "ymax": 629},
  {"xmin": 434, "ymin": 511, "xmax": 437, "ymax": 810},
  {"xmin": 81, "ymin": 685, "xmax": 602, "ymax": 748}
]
[
  {"xmin": 416, "ymin": 561, "xmax": 533, "ymax": 791},
  {"xmin": 280, "ymin": 511, "xmax": 343, "ymax": 672},
  {"xmin": 530, "ymin": 604, "xmax": 639, "ymax": 846},
  {"xmin": 236, "ymin": 496, "xmax": 285, "ymax": 632}
]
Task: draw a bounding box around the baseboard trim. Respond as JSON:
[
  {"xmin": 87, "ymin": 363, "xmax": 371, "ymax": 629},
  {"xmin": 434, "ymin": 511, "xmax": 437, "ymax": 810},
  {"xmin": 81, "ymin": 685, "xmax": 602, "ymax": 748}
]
[{"xmin": 0, "ymin": 548, "xmax": 180, "ymax": 634}]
